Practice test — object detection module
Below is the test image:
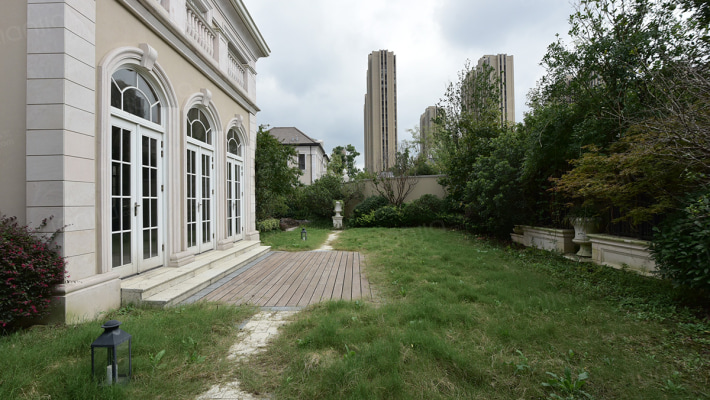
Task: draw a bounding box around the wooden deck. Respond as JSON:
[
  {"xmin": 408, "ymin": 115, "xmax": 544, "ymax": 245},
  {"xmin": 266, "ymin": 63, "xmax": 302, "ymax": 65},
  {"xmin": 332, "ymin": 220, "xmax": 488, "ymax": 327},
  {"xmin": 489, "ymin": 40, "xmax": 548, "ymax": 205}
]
[{"xmin": 202, "ymin": 251, "xmax": 371, "ymax": 308}]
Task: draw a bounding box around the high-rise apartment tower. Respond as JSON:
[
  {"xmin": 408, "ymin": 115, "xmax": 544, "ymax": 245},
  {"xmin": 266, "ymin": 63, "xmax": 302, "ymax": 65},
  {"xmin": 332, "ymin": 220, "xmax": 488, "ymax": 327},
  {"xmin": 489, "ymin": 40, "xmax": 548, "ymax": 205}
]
[
  {"xmin": 364, "ymin": 50, "xmax": 398, "ymax": 173},
  {"xmin": 477, "ymin": 54, "xmax": 515, "ymax": 125},
  {"xmin": 419, "ymin": 105, "xmax": 439, "ymax": 161}
]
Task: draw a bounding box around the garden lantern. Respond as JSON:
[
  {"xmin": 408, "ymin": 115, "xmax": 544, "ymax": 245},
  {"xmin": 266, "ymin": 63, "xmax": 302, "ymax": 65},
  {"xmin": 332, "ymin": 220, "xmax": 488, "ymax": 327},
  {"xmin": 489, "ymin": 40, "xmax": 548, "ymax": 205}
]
[
  {"xmin": 301, "ymin": 227, "xmax": 307, "ymax": 241},
  {"xmin": 91, "ymin": 320, "xmax": 132, "ymax": 385}
]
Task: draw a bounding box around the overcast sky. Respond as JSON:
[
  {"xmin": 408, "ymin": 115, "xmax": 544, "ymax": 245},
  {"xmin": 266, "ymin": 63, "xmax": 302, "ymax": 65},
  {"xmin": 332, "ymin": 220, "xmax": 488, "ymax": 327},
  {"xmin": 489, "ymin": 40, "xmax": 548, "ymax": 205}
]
[{"xmin": 243, "ymin": 0, "xmax": 576, "ymax": 167}]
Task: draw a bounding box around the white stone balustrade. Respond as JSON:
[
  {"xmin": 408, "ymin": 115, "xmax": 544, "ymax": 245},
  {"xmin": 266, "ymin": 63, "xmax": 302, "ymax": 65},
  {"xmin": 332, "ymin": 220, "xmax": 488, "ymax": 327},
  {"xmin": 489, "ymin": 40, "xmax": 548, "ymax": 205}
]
[
  {"xmin": 228, "ymin": 52, "xmax": 247, "ymax": 91},
  {"xmin": 186, "ymin": 7, "xmax": 215, "ymax": 57}
]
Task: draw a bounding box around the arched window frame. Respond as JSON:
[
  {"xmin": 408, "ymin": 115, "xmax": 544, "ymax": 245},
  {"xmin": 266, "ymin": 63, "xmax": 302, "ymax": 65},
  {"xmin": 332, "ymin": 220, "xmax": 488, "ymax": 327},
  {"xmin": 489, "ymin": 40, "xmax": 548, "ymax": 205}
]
[{"xmin": 97, "ymin": 45, "xmax": 179, "ymax": 274}]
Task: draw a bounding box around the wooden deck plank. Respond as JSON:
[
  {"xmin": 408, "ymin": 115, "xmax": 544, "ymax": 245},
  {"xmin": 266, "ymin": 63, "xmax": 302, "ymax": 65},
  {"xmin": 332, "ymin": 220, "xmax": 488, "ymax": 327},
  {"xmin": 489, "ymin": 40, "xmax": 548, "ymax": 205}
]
[
  {"xmin": 342, "ymin": 252, "xmax": 353, "ymax": 301},
  {"xmin": 285, "ymin": 252, "xmax": 325, "ymax": 307},
  {"xmin": 302, "ymin": 251, "xmax": 336, "ymax": 306},
  {"xmin": 262, "ymin": 251, "xmax": 318, "ymax": 306},
  {"xmin": 248, "ymin": 252, "xmax": 311, "ymax": 306},
  {"xmin": 331, "ymin": 251, "xmax": 347, "ymax": 300},
  {"xmin": 229, "ymin": 252, "xmax": 300, "ymax": 305},
  {"xmin": 321, "ymin": 251, "xmax": 344, "ymax": 302},
  {"xmin": 204, "ymin": 251, "xmax": 289, "ymax": 302},
  {"xmin": 197, "ymin": 249, "xmax": 370, "ymax": 307}
]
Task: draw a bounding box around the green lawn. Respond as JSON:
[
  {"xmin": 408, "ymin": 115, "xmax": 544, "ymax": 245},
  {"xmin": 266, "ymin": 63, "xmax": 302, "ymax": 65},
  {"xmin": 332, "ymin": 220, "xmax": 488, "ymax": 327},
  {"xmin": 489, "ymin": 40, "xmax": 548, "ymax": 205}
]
[
  {"xmin": 0, "ymin": 303, "xmax": 257, "ymax": 400},
  {"xmin": 2, "ymin": 227, "xmax": 708, "ymax": 399},
  {"xmin": 260, "ymin": 226, "xmax": 332, "ymax": 251},
  {"xmin": 240, "ymin": 227, "xmax": 710, "ymax": 399}
]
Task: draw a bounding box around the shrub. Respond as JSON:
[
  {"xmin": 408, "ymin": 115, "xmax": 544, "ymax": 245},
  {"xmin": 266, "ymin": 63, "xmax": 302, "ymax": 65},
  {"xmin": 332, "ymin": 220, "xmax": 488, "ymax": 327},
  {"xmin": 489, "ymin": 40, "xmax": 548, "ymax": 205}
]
[
  {"xmin": 352, "ymin": 196, "xmax": 388, "ymax": 219},
  {"xmin": 290, "ymin": 175, "xmax": 344, "ymax": 220},
  {"xmin": 373, "ymin": 205, "xmax": 403, "ymax": 228},
  {"xmin": 652, "ymin": 190, "xmax": 710, "ymax": 292},
  {"xmin": 256, "ymin": 218, "xmax": 280, "ymax": 233},
  {"xmin": 0, "ymin": 215, "xmax": 66, "ymax": 329},
  {"xmin": 401, "ymin": 194, "xmax": 445, "ymax": 226}
]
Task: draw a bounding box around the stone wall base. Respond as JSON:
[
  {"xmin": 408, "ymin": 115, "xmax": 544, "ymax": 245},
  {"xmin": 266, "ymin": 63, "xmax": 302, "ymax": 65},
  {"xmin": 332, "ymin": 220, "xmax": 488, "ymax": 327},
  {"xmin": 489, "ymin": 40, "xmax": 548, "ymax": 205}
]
[{"xmin": 48, "ymin": 272, "xmax": 121, "ymax": 324}]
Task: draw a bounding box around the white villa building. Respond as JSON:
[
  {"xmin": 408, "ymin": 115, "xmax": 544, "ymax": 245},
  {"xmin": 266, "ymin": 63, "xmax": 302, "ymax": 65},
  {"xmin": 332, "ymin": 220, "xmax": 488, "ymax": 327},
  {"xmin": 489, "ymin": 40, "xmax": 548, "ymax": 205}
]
[
  {"xmin": 0, "ymin": 0, "xmax": 271, "ymax": 323},
  {"xmin": 268, "ymin": 127, "xmax": 328, "ymax": 185}
]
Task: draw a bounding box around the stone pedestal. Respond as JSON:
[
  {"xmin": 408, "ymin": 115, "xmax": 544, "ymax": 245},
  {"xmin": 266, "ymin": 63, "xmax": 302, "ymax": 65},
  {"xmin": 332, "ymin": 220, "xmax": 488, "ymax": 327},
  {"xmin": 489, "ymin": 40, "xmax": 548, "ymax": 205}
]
[
  {"xmin": 571, "ymin": 217, "xmax": 599, "ymax": 258},
  {"xmin": 333, "ymin": 200, "xmax": 343, "ymax": 230}
]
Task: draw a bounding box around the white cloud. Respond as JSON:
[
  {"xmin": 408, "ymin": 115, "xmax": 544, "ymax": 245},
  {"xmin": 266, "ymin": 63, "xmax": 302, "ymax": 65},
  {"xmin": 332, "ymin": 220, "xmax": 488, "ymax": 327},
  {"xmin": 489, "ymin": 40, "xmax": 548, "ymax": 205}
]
[{"xmin": 244, "ymin": 0, "xmax": 575, "ymax": 165}]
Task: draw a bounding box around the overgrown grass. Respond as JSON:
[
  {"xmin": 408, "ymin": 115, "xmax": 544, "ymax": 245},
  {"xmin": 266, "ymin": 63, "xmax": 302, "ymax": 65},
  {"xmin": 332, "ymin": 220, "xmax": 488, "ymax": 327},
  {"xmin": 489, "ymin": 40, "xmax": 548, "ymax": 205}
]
[
  {"xmin": 241, "ymin": 227, "xmax": 710, "ymax": 399},
  {"xmin": 0, "ymin": 303, "xmax": 256, "ymax": 400},
  {"xmin": 260, "ymin": 226, "xmax": 332, "ymax": 251}
]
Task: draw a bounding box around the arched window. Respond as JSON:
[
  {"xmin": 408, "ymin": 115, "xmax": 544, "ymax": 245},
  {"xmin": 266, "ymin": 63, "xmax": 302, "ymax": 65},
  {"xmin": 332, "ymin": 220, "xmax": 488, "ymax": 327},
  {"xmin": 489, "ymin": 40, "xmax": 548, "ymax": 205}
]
[
  {"xmin": 111, "ymin": 68, "xmax": 161, "ymax": 124},
  {"xmin": 227, "ymin": 128, "xmax": 242, "ymax": 157},
  {"xmin": 187, "ymin": 108, "xmax": 212, "ymax": 144}
]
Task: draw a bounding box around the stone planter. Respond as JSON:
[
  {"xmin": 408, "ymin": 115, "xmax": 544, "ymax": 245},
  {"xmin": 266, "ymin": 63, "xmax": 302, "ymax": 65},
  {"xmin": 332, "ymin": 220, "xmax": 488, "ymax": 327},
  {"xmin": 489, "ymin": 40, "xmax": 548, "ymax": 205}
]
[
  {"xmin": 570, "ymin": 217, "xmax": 599, "ymax": 258},
  {"xmin": 588, "ymin": 234, "xmax": 656, "ymax": 274},
  {"xmin": 518, "ymin": 226, "xmax": 575, "ymax": 254}
]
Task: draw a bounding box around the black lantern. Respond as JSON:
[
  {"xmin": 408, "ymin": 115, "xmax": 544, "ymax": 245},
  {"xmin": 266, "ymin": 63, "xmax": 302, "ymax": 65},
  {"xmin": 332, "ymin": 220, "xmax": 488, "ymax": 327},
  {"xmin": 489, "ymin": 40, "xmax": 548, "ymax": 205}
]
[
  {"xmin": 301, "ymin": 227, "xmax": 307, "ymax": 241},
  {"xmin": 91, "ymin": 320, "xmax": 132, "ymax": 385}
]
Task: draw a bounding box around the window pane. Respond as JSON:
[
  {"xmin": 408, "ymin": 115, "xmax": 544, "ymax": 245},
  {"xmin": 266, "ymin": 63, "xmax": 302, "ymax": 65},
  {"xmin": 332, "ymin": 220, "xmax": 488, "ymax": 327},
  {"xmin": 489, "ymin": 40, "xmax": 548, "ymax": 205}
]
[
  {"xmin": 112, "ymin": 69, "xmax": 135, "ymax": 90},
  {"xmin": 112, "ymin": 163, "xmax": 121, "ymax": 196},
  {"xmin": 111, "ymin": 80, "xmax": 121, "ymax": 109},
  {"xmin": 112, "ymin": 233, "xmax": 121, "ymax": 268},
  {"xmin": 122, "ymin": 199, "xmax": 131, "ymax": 231},
  {"xmin": 151, "ymin": 228, "xmax": 158, "ymax": 257},
  {"xmin": 112, "ymin": 198, "xmax": 121, "ymax": 231},
  {"xmin": 122, "ymin": 129, "xmax": 131, "ymax": 162},
  {"xmin": 111, "ymin": 126, "xmax": 121, "ymax": 161},
  {"xmin": 122, "ymin": 164, "xmax": 130, "ymax": 196},
  {"xmin": 122, "ymin": 232, "xmax": 131, "ymax": 265},
  {"xmin": 123, "ymin": 89, "xmax": 150, "ymax": 120}
]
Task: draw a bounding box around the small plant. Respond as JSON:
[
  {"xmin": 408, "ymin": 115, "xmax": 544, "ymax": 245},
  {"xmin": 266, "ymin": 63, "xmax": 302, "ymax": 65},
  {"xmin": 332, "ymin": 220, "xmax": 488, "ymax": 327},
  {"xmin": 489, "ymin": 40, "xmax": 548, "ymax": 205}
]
[
  {"xmin": 0, "ymin": 215, "xmax": 66, "ymax": 329},
  {"xmin": 343, "ymin": 344, "xmax": 356, "ymax": 360},
  {"xmin": 506, "ymin": 350, "xmax": 531, "ymax": 375},
  {"xmin": 542, "ymin": 367, "xmax": 593, "ymax": 399},
  {"xmin": 182, "ymin": 336, "xmax": 206, "ymax": 364},
  {"xmin": 149, "ymin": 349, "xmax": 166, "ymax": 372}
]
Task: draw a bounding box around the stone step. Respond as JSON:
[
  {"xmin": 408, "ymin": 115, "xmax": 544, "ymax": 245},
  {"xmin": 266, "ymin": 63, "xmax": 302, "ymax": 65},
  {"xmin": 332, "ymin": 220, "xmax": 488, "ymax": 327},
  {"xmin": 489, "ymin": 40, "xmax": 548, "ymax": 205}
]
[{"xmin": 121, "ymin": 241, "xmax": 270, "ymax": 307}]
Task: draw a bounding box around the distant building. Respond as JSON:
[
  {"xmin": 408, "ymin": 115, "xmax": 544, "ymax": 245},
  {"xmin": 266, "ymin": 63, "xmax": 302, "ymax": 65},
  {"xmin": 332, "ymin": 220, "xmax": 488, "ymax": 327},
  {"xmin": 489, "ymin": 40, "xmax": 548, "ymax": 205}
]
[
  {"xmin": 419, "ymin": 106, "xmax": 439, "ymax": 161},
  {"xmin": 364, "ymin": 50, "xmax": 398, "ymax": 173},
  {"xmin": 476, "ymin": 54, "xmax": 515, "ymax": 126},
  {"xmin": 268, "ymin": 127, "xmax": 328, "ymax": 185}
]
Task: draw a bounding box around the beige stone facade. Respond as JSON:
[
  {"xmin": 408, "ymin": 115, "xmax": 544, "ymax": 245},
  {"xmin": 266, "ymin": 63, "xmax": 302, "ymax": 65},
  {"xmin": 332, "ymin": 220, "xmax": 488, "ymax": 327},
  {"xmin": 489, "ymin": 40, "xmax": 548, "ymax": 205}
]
[
  {"xmin": 0, "ymin": 0, "xmax": 269, "ymax": 323},
  {"xmin": 364, "ymin": 50, "xmax": 397, "ymax": 173},
  {"xmin": 477, "ymin": 54, "xmax": 515, "ymax": 125}
]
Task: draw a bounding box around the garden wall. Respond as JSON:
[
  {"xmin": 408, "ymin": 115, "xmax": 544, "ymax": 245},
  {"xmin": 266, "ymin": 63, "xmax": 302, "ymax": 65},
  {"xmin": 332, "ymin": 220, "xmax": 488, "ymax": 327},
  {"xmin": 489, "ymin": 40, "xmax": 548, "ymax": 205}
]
[{"xmin": 345, "ymin": 175, "xmax": 447, "ymax": 215}]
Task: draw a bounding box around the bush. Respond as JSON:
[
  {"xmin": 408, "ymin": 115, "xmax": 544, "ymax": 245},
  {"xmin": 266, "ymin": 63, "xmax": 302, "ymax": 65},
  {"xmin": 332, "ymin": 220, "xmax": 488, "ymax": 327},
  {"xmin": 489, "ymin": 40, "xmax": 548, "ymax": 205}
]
[
  {"xmin": 652, "ymin": 190, "xmax": 710, "ymax": 292},
  {"xmin": 256, "ymin": 218, "xmax": 280, "ymax": 233},
  {"xmin": 352, "ymin": 196, "xmax": 389, "ymax": 219},
  {"xmin": 373, "ymin": 206, "xmax": 403, "ymax": 228},
  {"xmin": 0, "ymin": 215, "xmax": 66, "ymax": 329},
  {"xmin": 401, "ymin": 194, "xmax": 445, "ymax": 226},
  {"xmin": 290, "ymin": 175, "xmax": 344, "ymax": 220}
]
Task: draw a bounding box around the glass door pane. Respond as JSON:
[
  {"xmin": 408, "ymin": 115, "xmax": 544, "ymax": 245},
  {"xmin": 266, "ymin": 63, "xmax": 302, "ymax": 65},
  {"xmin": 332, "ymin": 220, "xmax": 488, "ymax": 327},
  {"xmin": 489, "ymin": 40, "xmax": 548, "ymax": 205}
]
[
  {"xmin": 186, "ymin": 148, "xmax": 198, "ymax": 249},
  {"xmin": 111, "ymin": 126, "xmax": 133, "ymax": 270}
]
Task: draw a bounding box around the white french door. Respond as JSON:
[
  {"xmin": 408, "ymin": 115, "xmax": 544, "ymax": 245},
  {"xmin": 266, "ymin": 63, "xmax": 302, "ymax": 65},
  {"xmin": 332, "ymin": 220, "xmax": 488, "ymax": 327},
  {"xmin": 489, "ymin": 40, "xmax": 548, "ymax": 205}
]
[
  {"xmin": 186, "ymin": 144, "xmax": 215, "ymax": 253},
  {"xmin": 110, "ymin": 117, "xmax": 164, "ymax": 277},
  {"xmin": 226, "ymin": 158, "xmax": 244, "ymax": 241}
]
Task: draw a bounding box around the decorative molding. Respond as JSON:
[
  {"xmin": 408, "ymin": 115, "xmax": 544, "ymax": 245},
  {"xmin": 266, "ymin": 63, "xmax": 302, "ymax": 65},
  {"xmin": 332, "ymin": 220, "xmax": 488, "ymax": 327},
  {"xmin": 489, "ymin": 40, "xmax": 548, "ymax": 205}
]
[
  {"xmin": 139, "ymin": 42, "xmax": 159, "ymax": 71},
  {"xmin": 200, "ymin": 88, "xmax": 213, "ymax": 106}
]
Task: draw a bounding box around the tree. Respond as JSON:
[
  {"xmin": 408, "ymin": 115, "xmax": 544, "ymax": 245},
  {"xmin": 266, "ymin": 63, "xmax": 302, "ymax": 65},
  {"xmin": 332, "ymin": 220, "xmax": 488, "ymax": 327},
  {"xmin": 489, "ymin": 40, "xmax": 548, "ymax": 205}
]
[
  {"xmin": 371, "ymin": 146, "xmax": 419, "ymax": 207},
  {"xmin": 532, "ymin": 0, "xmax": 710, "ymax": 225},
  {"xmin": 327, "ymin": 144, "xmax": 360, "ymax": 179},
  {"xmin": 255, "ymin": 125, "xmax": 301, "ymax": 220}
]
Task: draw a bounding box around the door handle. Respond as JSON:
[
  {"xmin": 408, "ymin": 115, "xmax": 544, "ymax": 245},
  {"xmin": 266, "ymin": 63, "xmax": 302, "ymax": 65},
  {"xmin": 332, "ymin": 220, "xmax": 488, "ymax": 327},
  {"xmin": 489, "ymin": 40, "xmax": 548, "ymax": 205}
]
[{"xmin": 134, "ymin": 202, "xmax": 140, "ymax": 216}]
